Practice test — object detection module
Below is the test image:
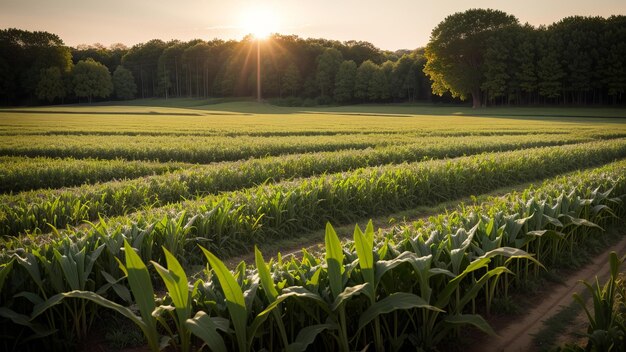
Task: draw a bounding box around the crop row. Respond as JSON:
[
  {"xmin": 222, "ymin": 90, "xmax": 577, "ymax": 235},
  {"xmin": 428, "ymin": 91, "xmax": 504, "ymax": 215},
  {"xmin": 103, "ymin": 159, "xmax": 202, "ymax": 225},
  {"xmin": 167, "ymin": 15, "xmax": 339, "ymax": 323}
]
[
  {"xmin": 0, "ymin": 128, "xmax": 574, "ymax": 137},
  {"xmin": 0, "ymin": 156, "xmax": 190, "ymax": 193},
  {"xmin": 1, "ymin": 158, "xmax": 624, "ymax": 351},
  {"xmin": 1, "ymin": 130, "xmax": 623, "ymax": 163},
  {"xmin": 3, "ymin": 133, "xmax": 595, "ymax": 193},
  {"xmin": 0, "ymin": 134, "xmax": 601, "ymax": 236},
  {"xmin": 4, "ymin": 139, "xmax": 626, "ymax": 258},
  {"xmin": 0, "ymin": 133, "xmax": 421, "ymax": 162}
]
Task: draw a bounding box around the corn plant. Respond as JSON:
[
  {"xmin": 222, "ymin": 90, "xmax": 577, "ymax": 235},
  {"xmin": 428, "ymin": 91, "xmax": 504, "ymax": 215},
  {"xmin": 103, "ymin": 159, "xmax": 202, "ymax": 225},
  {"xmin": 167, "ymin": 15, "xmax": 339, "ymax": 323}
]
[{"xmin": 574, "ymin": 252, "xmax": 626, "ymax": 351}]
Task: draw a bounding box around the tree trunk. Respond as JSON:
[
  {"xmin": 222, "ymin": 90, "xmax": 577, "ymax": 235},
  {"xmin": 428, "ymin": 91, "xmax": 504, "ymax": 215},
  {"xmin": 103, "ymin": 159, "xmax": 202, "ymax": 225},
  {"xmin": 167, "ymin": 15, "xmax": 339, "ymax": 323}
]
[
  {"xmin": 471, "ymin": 89, "xmax": 481, "ymax": 108},
  {"xmin": 175, "ymin": 56, "xmax": 180, "ymax": 98},
  {"xmin": 140, "ymin": 64, "xmax": 145, "ymax": 99}
]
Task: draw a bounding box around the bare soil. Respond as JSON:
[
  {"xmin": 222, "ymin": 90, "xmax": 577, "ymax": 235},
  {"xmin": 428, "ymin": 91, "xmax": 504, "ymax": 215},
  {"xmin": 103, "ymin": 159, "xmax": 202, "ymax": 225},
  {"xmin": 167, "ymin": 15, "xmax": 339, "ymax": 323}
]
[{"xmin": 470, "ymin": 232, "xmax": 626, "ymax": 352}]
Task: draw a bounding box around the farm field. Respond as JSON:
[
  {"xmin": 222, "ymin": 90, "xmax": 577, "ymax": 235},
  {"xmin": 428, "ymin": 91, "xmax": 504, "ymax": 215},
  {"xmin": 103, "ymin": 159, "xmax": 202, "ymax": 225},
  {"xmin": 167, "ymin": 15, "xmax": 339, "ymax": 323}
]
[{"xmin": 1, "ymin": 101, "xmax": 626, "ymax": 351}]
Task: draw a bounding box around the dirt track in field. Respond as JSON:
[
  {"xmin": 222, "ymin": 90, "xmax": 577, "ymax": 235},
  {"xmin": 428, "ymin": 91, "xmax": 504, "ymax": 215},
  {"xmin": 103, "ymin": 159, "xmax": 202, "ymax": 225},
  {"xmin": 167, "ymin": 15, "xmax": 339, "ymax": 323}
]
[{"xmin": 471, "ymin": 232, "xmax": 626, "ymax": 352}]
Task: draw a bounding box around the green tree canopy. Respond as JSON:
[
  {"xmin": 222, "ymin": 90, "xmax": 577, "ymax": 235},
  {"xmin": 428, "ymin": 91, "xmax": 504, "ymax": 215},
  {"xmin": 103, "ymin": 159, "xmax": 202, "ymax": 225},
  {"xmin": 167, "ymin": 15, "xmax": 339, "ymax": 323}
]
[
  {"xmin": 36, "ymin": 67, "xmax": 66, "ymax": 102},
  {"xmin": 368, "ymin": 65, "xmax": 390, "ymax": 101},
  {"xmin": 72, "ymin": 58, "xmax": 113, "ymax": 103},
  {"xmin": 334, "ymin": 60, "xmax": 357, "ymax": 103},
  {"xmin": 112, "ymin": 65, "xmax": 137, "ymax": 100},
  {"xmin": 316, "ymin": 48, "xmax": 343, "ymax": 97},
  {"xmin": 424, "ymin": 8, "xmax": 519, "ymax": 107},
  {"xmin": 281, "ymin": 63, "xmax": 301, "ymax": 97},
  {"xmin": 354, "ymin": 60, "xmax": 378, "ymax": 100}
]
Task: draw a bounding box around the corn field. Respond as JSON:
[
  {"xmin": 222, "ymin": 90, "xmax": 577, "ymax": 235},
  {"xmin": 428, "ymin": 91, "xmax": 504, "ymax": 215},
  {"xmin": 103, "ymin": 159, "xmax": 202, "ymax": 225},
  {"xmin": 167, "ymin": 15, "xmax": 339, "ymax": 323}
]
[{"xmin": 1, "ymin": 106, "xmax": 626, "ymax": 351}]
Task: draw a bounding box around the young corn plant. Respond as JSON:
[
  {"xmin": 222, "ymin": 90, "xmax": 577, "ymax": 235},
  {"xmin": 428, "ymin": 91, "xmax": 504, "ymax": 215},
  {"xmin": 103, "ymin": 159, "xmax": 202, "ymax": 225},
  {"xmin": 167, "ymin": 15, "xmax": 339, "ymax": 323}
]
[
  {"xmin": 30, "ymin": 241, "xmax": 194, "ymax": 352},
  {"xmin": 188, "ymin": 246, "xmax": 296, "ymax": 352},
  {"xmin": 574, "ymin": 251, "xmax": 626, "ymax": 351}
]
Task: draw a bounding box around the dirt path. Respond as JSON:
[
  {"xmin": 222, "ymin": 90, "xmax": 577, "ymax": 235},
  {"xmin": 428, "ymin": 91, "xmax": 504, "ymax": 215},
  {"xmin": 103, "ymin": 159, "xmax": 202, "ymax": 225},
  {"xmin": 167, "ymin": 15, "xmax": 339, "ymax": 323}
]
[{"xmin": 472, "ymin": 232, "xmax": 626, "ymax": 352}]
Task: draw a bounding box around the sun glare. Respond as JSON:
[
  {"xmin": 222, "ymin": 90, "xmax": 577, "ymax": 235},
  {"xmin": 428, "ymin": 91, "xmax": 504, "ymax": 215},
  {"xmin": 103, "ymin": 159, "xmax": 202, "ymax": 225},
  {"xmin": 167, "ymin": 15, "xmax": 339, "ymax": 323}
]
[{"xmin": 241, "ymin": 8, "xmax": 279, "ymax": 39}]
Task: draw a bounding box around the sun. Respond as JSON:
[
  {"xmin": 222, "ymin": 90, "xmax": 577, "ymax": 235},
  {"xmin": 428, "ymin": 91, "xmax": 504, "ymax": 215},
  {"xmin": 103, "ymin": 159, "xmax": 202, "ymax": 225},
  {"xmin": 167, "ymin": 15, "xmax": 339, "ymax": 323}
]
[{"xmin": 240, "ymin": 7, "xmax": 279, "ymax": 39}]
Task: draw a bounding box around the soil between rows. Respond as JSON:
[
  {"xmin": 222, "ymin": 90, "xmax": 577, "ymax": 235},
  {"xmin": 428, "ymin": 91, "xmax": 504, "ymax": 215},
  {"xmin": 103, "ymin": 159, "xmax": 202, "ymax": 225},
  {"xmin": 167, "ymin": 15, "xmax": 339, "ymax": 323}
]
[{"xmin": 470, "ymin": 230, "xmax": 626, "ymax": 352}]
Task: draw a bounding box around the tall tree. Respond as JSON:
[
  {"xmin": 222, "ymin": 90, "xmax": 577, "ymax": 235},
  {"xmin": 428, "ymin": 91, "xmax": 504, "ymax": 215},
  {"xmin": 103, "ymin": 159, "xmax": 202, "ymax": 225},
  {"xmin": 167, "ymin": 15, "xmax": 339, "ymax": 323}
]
[
  {"xmin": 514, "ymin": 26, "xmax": 538, "ymax": 104},
  {"xmin": 424, "ymin": 9, "xmax": 519, "ymax": 107},
  {"xmin": 316, "ymin": 48, "xmax": 343, "ymax": 97},
  {"xmin": 72, "ymin": 58, "xmax": 113, "ymax": 103},
  {"xmin": 354, "ymin": 60, "xmax": 378, "ymax": 101},
  {"xmin": 536, "ymin": 29, "xmax": 565, "ymax": 101},
  {"xmin": 0, "ymin": 28, "xmax": 72, "ymax": 104},
  {"xmin": 121, "ymin": 39, "xmax": 167, "ymax": 98},
  {"xmin": 281, "ymin": 63, "xmax": 301, "ymax": 97},
  {"xmin": 600, "ymin": 16, "xmax": 626, "ymax": 103},
  {"xmin": 334, "ymin": 60, "xmax": 357, "ymax": 103},
  {"xmin": 112, "ymin": 65, "xmax": 137, "ymax": 100},
  {"xmin": 481, "ymin": 27, "xmax": 515, "ymax": 104},
  {"xmin": 368, "ymin": 66, "xmax": 390, "ymax": 101},
  {"xmin": 36, "ymin": 67, "xmax": 66, "ymax": 102}
]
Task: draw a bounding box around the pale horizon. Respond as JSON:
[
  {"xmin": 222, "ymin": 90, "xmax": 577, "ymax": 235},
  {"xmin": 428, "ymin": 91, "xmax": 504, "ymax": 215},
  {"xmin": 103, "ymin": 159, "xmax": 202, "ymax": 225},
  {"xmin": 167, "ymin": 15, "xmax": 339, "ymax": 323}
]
[{"xmin": 2, "ymin": 0, "xmax": 625, "ymax": 50}]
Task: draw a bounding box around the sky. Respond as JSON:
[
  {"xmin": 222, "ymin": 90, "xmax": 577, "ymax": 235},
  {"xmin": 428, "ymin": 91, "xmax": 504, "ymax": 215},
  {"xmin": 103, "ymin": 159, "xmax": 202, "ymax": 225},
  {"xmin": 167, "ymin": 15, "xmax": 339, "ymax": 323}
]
[{"xmin": 2, "ymin": 0, "xmax": 625, "ymax": 50}]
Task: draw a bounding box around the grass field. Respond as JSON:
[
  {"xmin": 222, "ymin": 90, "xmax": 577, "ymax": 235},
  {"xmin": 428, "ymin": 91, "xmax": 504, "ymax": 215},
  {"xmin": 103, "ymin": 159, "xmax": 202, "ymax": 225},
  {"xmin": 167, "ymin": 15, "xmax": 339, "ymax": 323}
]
[{"xmin": 1, "ymin": 100, "xmax": 625, "ymax": 351}]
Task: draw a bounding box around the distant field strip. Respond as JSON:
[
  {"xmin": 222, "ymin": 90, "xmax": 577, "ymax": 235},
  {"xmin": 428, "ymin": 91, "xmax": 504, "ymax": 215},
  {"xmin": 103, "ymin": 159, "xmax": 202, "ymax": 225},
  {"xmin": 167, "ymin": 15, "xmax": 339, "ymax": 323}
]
[
  {"xmin": 0, "ymin": 156, "xmax": 191, "ymax": 193},
  {"xmin": 0, "ymin": 129, "xmax": 574, "ymax": 137},
  {"xmin": 2, "ymin": 107, "xmax": 626, "ymax": 137},
  {"xmin": 5, "ymin": 140, "xmax": 626, "ymax": 253}
]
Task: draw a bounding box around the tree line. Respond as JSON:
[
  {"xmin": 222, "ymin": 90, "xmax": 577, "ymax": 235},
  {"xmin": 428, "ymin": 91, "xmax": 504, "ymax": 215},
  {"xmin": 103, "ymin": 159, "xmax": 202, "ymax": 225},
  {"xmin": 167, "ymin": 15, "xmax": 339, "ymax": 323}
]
[
  {"xmin": 0, "ymin": 9, "xmax": 624, "ymax": 107},
  {"xmin": 0, "ymin": 30, "xmax": 431, "ymax": 106},
  {"xmin": 425, "ymin": 9, "xmax": 626, "ymax": 107}
]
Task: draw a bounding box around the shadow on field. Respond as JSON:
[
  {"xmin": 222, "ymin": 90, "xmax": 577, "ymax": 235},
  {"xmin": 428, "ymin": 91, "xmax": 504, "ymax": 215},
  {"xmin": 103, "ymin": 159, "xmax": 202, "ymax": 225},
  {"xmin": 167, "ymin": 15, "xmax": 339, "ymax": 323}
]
[
  {"xmin": 0, "ymin": 109, "xmax": 253, "ymax": 117},
  {"xmin": 7, "ymin": 98, "xmax": 625, "ymax": 121}
]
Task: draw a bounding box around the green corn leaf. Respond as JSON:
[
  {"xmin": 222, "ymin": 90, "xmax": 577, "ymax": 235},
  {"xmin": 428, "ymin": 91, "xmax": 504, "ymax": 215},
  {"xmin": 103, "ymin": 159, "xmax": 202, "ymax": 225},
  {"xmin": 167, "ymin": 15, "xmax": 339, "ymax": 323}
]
[
  {"xmin": 526, "ymin": 229, "xmax": 566, "ymax": 241},
  {"xmin": 14, "ymin": 291, "xmax": 44, "ymax": 306},
  {"xmin": 375, "ymin": 251, "xmax": 418, "ymax": 284},
  {"xmin": 444, "ymin": 314, "xmax": 496, "ymax": 336},
  {"xmin": 459, "ymin": 267, "xmax": 513, "ymax": 308},
  {"xmin": 54, "ymin": 290, "xmax": 159, "ymax": 351},
  {"xmin": 358, "ymin": 292, "xmax": 443, "ymax": 330},
  {"xmin": 122, "ymin": 240, "xmax": 156, "ymax": 330},
  {"xmin": 560, "ymin": 215, "xmax": 603, "ymax": 230},
  {"xmin": 542, "ymin": 214, "xmax": 563, "ymax": 228},
  {"xmin": 286, "ymin": 323, "xmax": 337, "ymax": 352},
  {"xmin": 16, "ymin": 253, "xmax": 43, "ymax": 289},
  {"xmin": 354, "ymin": 224, "xmax": 374, "ymax": 294},
  {"xmin": 255, "ymin": 246, "xmax": 279, "ymax": 302},
  {"xmin": 436, "ymin": 257, "xmax": 492, "ymax": 308},
  {"xmin": 83, "ymin": 244, "xmax": 105, "ymax": 285},
  {"xmin": 247, "ymin": 293, "xmax": 296, "ymax": 349},
  {"xmin": 364, "ymin": 220, "xmax": 374, "ymax": 246},
  {"xmin": 0, "ymin": 259, "xmax": 14, "ymax": 293},
  {"xmin": 53, "ymin": 249, "xmax": 80, "ymax": 290},
  {"xmin": 279, "ymin": 286, "xmax": 332, "ymax": 314},
  {"xmin": 484, "ymin": 247, "xmax": 545, "ymax": 270},
  {"xmin": 591, "ymin": 204, "xmax": 617, "ymax": 218},
  {"xmin": 325, "ymin": 222, "xmax": 344, "ymax": 300},
  {"xmin": 186, "ymin": 311, "xmax": 228, "ymax": 352},
  {"xmin": 97, "ymin": 270, "xmax": 132, "ymax": 303},
  {"xmin": 330, "ymin": 283, "xmax": 370, "ymax": 311},
  {"xmin": 151, "ymin": 247, "xmax": 190, "ymax": 327},
  {"xmin": 0, "ymin": 307, "xmax": 56, "ymax": 339},
  {"xmin": 200, "ymin": 246, "xmax": 247, "ymax": 352}
]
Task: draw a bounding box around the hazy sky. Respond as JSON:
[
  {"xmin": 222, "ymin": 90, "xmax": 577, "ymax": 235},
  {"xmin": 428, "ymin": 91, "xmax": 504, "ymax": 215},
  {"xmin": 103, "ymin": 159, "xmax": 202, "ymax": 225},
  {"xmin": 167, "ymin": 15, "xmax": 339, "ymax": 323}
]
[{"xmin": 2, "ymin": 0, "xmax": 625, "ymax": 50}]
